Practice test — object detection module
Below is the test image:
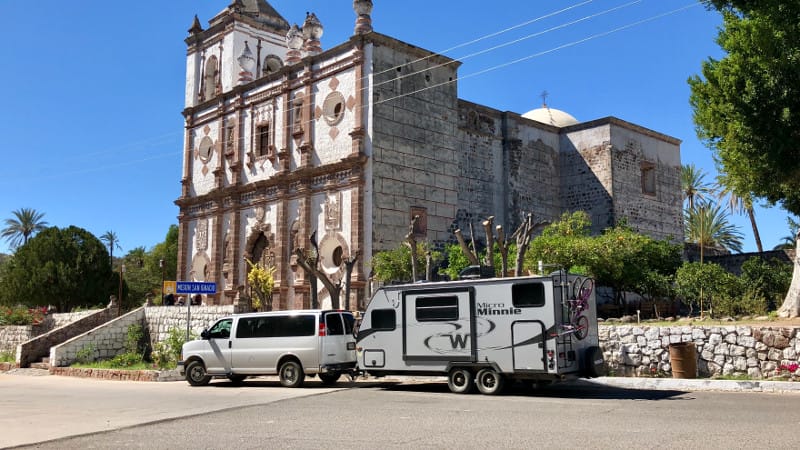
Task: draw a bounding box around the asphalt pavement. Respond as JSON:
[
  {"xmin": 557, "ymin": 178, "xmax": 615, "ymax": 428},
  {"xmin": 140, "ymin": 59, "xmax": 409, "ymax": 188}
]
[{"xmin": 2, "ymin": 369, "xmax": 799, "ymax": 448}]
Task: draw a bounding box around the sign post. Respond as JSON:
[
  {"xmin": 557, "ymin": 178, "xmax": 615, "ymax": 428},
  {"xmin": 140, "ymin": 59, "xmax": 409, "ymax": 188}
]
[{"xmin": 176, "ymin": 282, "xmax": 217, "ymax": 340}]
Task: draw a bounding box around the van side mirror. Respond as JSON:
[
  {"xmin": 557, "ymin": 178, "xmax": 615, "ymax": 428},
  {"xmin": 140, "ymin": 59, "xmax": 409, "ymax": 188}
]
[{"xmin": 200, "ymin": 329, "xmax": 209, "ymax": 339}]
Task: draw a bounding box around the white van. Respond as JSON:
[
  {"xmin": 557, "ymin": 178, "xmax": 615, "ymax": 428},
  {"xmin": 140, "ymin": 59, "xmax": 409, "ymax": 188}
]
[{"xmin": 179, "ymin": 309, "xmax": 357, "ymax": 387}]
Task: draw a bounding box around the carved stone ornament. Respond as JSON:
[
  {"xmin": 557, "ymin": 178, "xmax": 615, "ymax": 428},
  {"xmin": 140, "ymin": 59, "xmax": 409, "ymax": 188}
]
[
  {"xmin": 324, "ymin": 192, "xmax": 342, "ymax": 231},
  {"xmin": 196, "ymin": 219, "xmax": 209, "ymax": 252}
]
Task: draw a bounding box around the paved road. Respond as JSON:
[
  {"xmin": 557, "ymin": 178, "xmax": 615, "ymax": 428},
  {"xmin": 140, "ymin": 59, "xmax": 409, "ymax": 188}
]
[{"xmin": 4, "ymin": 373, "xmax": 800, "ymax": 449}]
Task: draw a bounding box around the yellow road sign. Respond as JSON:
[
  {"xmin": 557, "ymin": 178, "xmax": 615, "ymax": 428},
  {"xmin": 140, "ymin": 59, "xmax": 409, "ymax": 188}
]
[{"xmin": 163, "ymin": 281, "xmax": 176, "ymax": 295}]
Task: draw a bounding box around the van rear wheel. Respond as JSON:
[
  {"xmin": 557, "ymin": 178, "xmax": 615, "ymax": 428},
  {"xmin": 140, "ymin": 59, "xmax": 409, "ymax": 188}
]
[
  {"xmin": 186, "ymin": 360, "xmax": 211, "ymax": 386},
  {"xmin": 279, "ymin": 360, "xmax": 305, "ymax": 388},
  {"xmin": 447, "ymin": 368, "xmax": 474, "ymax": 394},
  {"xmin": 475, "ymin": 368, "xmax": 504, "ymax": 395},
  {"xmin": 318, "ymin": 372, "xmax": 341, "ymax": 385}
]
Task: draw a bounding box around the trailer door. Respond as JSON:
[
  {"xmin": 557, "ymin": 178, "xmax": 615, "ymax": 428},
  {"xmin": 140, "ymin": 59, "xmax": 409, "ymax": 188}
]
[
  {"xmin": 403, "ymin": 289, "xmax": 475, "ymax": 362},
  {"xmin": 512, "ymin": 321, "xmax": 546, "ymax": 371}
]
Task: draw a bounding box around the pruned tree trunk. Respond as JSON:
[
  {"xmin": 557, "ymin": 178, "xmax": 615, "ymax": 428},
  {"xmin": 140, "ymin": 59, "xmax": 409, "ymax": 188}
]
[
  {"xmin": 747, "ymin": 206, "xmax": 764, "ymax": 253},
  {"xmin": 511, "ymin": 213, "xmax": 535, "ymax": 277},
  {"xmin": 294, "ymin": 247, "xmax": 341, "ymax": 309},
  {"xmin": 482, "ymin": 216, "xmax": 495, "ymax": 271},
  {"xmin": 777, "ymin": 231, "xmax": 800, "ymax": 318},
  {"xmin": 496, "ymin": 225, "xmax": 509, "ymax": 278},
  {"xmin": 454, "ymin": 228, "xmax": 480, "ymax": 266},
  {"xmin": 425, "ymin": 248, "xmax": 433, "ymax": 281},
  {"xmin": 342, "ymin": 250, "xmax": 361, "ymax": 311},
  {"xmin": 406, "ymin": 215, "xmax": 419, "ymax": 282}
]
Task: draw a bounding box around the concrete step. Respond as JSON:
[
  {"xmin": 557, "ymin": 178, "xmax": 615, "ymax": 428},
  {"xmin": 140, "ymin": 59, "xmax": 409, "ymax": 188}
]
[{"xmin": 29, "ymin": 360, "xmax": 49, "ymax": 370}]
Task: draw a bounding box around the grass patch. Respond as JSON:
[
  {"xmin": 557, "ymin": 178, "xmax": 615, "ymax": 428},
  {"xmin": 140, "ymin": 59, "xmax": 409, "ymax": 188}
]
[
  {"xmin": 0, "ymin": 351, "xmax": 14, "ymax": 363},
  {"xmin": 70, "ymin": 360, "xmax": 153, "ymax": 371}
]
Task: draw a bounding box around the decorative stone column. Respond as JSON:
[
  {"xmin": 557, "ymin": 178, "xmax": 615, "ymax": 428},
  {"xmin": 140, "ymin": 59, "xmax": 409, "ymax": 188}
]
[
  {"xmin": 302, "ymin": 13, "xmax": 323, "ymax": 56},
  {"xmin": 237, "ymin": 41, "xmax": 256, "ymax": 84},
  {"xmin": 353, "ymin": 0, "xmax": 373, "ymax": 35},
  {"xmin": 285, "ymin": 24, "xmax": 303, "ymax": 65}
]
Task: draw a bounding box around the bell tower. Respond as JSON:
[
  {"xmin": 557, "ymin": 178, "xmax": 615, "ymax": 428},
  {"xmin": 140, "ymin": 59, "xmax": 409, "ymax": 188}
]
[{"xmin": 184, "ymin": 0, "xmax": 291, "ymax": 108}]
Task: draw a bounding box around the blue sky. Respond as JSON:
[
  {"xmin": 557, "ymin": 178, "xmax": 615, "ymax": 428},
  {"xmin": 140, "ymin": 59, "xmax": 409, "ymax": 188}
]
[{"xmin": 0, "ymin": 0, "xmax": 791, "ymax": 255}]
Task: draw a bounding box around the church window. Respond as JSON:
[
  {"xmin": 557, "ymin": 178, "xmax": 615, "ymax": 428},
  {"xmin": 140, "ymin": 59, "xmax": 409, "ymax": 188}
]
[
  {"xmin": 292, "ymin": 94, "xmax": 304, "ymax": 133},
  {"xmin": 256, "ymin": 124, "xmax": 271, "ymax": 157},
  {"xmin": 262, "ymin": 55, "xmax": 283, "ymax": 76},
  {"xmin": 641, "ymin": 162, "xmax": 656, "ymax": 196},
  {"xmin": 198, "ymin": 136, "xmax": 213, "ymax": 163},
  {"xmin": 323, "ymin": 91, "xmax": 346, "ymax": 126},
  {"xmin": 203, "ymin": 55, "xmax": 219, "ymax": 101}
]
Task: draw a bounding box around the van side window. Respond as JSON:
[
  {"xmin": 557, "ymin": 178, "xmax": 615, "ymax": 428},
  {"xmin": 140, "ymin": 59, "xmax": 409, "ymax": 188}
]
[
  {"xmin": 342, "ymin": 313, "xmax": 355, "ymax": 335},
  {"xmin": 235, "ymin": 315, "xmax": 315, "ymax": 338},
  {"xmin": 325, "ymin": 313, "xmax": 344, "ymax": 335},
  {"xmin": 371, "ymin": 309, "xmax": 396, "ymax": 330},
  {"xmin": 209, "ymin": 318, "xmax": 232, "ymax": 339},
  {"xmin": 512, "ymin": 282, "xmax": 546, "ymax": 307},
  {"xmin": 416, "ymin": 296, "xmax": 459, "ymax": 321}
]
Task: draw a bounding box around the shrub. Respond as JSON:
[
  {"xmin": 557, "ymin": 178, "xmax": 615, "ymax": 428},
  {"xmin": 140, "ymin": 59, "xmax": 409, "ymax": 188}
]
[
  {"xmin": 152, "ymin": 327, "xmax": 195, "ymax": 370},
  {"xmin": 75, "ymin": 344, "xmax": 97, "ymax": 364},
  {"xmin": 0, "ymin": 350, "xmax": 15, "ymax": 363},
  {"xmin": 0, "ymin": 306, "xmax": 47, "ymax": 325}
]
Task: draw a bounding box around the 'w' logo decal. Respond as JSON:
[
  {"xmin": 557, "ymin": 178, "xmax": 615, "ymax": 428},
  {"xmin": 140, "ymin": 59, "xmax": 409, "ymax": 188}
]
[{"xmin": 448, "ymin": 334, "xmax": 470, "ymax": 349}]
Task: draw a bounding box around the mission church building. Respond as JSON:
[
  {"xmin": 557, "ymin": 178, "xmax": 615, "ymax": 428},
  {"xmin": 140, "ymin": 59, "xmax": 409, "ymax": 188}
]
[{"xmin": 176, "ymin": 0, "xmax": 683, "ymax": 310}]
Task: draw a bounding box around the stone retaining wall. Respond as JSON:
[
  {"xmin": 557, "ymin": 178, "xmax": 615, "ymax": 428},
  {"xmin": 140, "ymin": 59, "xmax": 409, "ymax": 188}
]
[
  {"xmin": 143, "ymin": 305, "xmax": 235, "ymax": 345},
  {"xmin": 0, "ymin": 309, "xmax": 103, "ymax": 355},
  {"xmin": 49, "ymin": 308, "xmax": 142, "ymax": 367},
  {"xmin": 49, "ymin": 367, "xmax": 182, "ymax": 382},
  {"xmin": 17, "ymin": 308, "xmax": 115, "ymax": 367},
  {"xmin": 600, "ymin": 325, "xmax": 800, "ymax": 379}
]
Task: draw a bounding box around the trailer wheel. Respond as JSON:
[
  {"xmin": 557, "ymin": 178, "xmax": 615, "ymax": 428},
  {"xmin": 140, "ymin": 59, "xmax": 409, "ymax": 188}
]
[
  {"xmin": 583, "ymin": 346, "xmax": 606, "ymax": 378},
  {"xmin": 279, "ymin": 360, "xmax": 305, "ymax": 388},
  {"xmin": 475, "ymin": 368, "xmax": 504, "ymax": 395},
  {"xmin": 447, "ymin": 368, "xmax": 474, "ymax": 394}
]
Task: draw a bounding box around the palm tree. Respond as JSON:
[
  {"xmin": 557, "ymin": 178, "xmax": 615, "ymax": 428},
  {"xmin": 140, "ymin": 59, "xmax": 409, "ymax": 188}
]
[
  {"xmin": 681, "ymin": 164, "xmax": 715, "ymax": 210},
  {"xmin": 685, "ymin": 204, "xmax": 744, "ymax": 263},
  {"xmin": 1, "ymin": 208, "xmax": 48, "ymax": 249},
  {"xmin": 100, "ymin": 230, "xmax": 122, "ymax": 265},
  {"xmin": 716, "ymin": 174, "xmax": 763, "ymax": 252},
  {"xmin": 774, "ymin": 216, "xmax": 799, "ymax": 250}
]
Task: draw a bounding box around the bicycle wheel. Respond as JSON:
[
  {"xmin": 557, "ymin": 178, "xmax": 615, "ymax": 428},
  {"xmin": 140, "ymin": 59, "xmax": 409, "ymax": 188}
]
[
  {"xmin": 575, "ymin": 277, "xmax": 594, "ymax": 301},
  {"xmin": 575, "ymin": 315, "xmax": 589, "ymax": 340}
]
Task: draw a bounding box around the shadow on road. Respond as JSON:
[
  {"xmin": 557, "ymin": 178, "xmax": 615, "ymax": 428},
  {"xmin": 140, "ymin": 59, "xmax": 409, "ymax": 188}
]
[{"xmin": 374, "ymin": 380, "xmax": 690, "ymax": 401}]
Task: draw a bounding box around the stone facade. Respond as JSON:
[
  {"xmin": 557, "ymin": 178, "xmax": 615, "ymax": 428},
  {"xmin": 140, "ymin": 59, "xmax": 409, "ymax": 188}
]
[
  {"xmin": 176, "ymin": 2, "xmax": 682, "ymax": 311},
  {"xmin": 601, "ymin": 325, "xmax": 800, "ymax": 379}
]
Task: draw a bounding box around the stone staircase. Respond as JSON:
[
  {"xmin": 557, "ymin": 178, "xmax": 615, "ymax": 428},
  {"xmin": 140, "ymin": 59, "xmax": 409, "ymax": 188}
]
[{"xmin": 29, "ymin": 357, "xmax": 50, "ymax": 370}]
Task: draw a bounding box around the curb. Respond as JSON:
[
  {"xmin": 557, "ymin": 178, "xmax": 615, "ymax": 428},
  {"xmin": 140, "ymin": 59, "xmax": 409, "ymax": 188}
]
[{"xmin": 589, "ymin": 376, "xmax": 800, "ymax": 393}]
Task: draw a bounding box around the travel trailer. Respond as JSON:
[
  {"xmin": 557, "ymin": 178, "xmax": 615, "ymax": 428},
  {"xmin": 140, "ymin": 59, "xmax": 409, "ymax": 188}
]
[
  {"xmin": 356, "ymin": 274, "xmax": 605, "ymax": 394},
  {"xmin": 179, "ymin": 310, "xmax": 357, "ymax": 387}
]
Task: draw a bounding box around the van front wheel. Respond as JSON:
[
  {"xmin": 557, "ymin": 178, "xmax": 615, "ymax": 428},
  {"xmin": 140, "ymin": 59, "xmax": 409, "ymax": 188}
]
[
  {"xmin": 186, "ymin": 360, "xmax": 211, "ymax": 386},
  {"xmin": 279, "ymin": 360, "xmax": 305, "ymax": 388}
]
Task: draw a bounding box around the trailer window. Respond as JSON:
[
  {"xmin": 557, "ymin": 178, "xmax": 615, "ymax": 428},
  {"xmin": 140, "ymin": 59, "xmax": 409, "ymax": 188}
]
[
  {"xmin": 512, "ymin": 283, "xmax": 546, "ymax": 307},
  {"xmin": 416, "ymin": 296, "xmax": 459, "ymax": 321},
  {"xmin": 371, "ymin": 309, "xmax": 396, "ymax": 330}
]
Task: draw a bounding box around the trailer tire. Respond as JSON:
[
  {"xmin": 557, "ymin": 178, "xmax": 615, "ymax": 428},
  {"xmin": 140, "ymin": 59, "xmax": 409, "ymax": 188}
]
[
  {"xmin": 583, "ymin": 346, "xmax": 606, "ymax": 378},
  {"xmin": 447, "ymin": 368, "xmax": 474, "ymax": 394},
  {"xmin": 475, "ymin": 368, "xmax": 504, "ymax": 395}
]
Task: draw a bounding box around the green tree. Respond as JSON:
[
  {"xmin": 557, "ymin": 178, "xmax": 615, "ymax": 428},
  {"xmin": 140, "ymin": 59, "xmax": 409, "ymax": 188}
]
[
  {"xmin": 371, "ymin": 243, "xmax": 441, "ymax": 283},
  {"xmin": 0, "ymin": 226, "xmax": 113, "ymax": 311},
  {"xmin": 245, "ymin": 259, "xmax": 275, "ymax": 311},
  {"xmin": 100, "ymin": 230, "xmax": 122, "ymax": 266},
  {"xmin": 1, "ymin": 208, "xmax": 48, "ymax": 249},
  {"xmin": 684, "ymin": 204, "xmax": 744, "ymax": 260},
  {"xmin": 675, "ymin": 261, "xmax": 737, "ymax": 317},
  {"xmin": 689, "ymin": 1, "xmax": 800, "ymax": 316},
  {"xmin": 773, "ymin": 216, "xmax": 799, "ymax": 250},
  {"xmin": 739, "ymin": 256, "xmax": 792, "ymax": 310}
]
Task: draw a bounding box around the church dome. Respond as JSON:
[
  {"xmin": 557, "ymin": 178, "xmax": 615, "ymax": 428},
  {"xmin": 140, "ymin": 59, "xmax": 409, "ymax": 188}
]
[{"xmin": 522, "ymin": 106, "xmax": 579, "ymax": 127}]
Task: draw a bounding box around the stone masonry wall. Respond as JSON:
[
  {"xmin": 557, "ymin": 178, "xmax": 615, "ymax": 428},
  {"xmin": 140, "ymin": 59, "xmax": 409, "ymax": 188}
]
[
  {"xmin": 0, "ymin": 310, "xmax": 100, "ymax": 354},
  {"xmin": 600, "ymin": 325, "xmax": 800, "ymax": 379},
  {"xmin": 17, "ymin": 308, "xmax": 114, "ymax": 367},
  {"xmin": 144, "ymin": 305, "xmax": 234, "ymax": 345},
  {"xmin": 370, "ymin": 42, "xmax": 460, "ymax": 250},
  {"xmin": 50, "ymin": 308, "xmax": 139, "ymax": 367}
]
